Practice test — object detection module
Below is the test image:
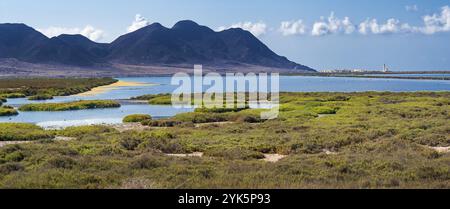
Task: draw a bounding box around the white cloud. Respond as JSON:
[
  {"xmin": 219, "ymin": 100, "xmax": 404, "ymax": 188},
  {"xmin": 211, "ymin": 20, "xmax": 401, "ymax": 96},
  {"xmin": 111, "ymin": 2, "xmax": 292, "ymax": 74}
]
[
  {"xmin": 80, "ymin": 26, "xmax": 105, "ymax": 41},
  {"xmin": 127, "ymin": 14, "xmax": 151, "ymax": 33},
  {"xmin": 358, "ymin": 6, "xmax": 450, "ymax": 35},
  {"xmin": 311, "ymin": 12, "xmax": 355, "ymax": 36},
  {"xmin": 38, "ymin": 25, "xmax": 105, "ymax": 41},
  {"xmin": 279, "ymin": 20, "xmax": 306, "ymax": 36},
  {"xmin": 342, "ymin": 17, "xmax": 356, "ymax": 34},
  {"xmin": 358, "ymin": 18, "xmax": 411, "ymax": 35},
  {"xmin": 406, "ymin": 5, "xmax": 419, "ymax": 12},
  {"xmin": 218, "ymin": 21, "xmax": 267, "ymax": 37},
  {"xmin": 420, "ymin": 6, "xmax": 450, "ymax": 34},
  {"xmin": 274, "ymin": 5, "xmax": 450, "ymax": 37},
  {"xmin": 311, "ymin": 21, "xmax": 329, "ymax": 36}
]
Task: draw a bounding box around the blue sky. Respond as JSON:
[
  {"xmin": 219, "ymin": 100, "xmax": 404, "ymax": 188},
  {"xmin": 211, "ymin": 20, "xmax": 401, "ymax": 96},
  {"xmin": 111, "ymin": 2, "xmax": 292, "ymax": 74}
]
[{"xmin": 1, "ymin": 0, "xmax": 450, "ymax": 71}]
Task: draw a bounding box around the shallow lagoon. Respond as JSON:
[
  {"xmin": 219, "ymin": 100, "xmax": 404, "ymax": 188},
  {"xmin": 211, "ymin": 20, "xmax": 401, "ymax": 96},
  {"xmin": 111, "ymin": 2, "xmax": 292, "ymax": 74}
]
[{"xmin": 1, "ymin": 76, "xmax": 449, "ymax": 128}]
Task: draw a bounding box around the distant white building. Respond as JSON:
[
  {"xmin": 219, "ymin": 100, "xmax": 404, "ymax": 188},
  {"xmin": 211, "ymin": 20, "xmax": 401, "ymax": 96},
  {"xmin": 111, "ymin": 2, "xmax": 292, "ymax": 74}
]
[{"xmin": 352, "ymin": 69, "xmax": 365, "ymax": 72}]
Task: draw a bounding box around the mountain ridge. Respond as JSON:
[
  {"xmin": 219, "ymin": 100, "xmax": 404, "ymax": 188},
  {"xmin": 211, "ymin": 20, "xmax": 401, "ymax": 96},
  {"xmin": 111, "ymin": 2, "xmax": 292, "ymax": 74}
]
[{"xmin": 0, "ymin": 21, "xmax": 315, "ymax": 72}]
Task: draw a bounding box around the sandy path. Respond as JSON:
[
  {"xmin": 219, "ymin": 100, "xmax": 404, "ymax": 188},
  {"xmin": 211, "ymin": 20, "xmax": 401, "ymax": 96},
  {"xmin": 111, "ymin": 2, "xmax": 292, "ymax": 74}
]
[
  {"xmin": 75, "ymin": 80, "xmax": 157, "ymax": 96},
  {"xmin": 427, "ymin": 146, "xmax": 450, "ymax": 153},
  {"xmin": 194, "ymin": 122, "xmax": 234, "ymax": 128},
  {"xmin": 317, "ymin": 114, "xmax": 334, "ymax": 118},
  {"xmin": 111, "ymin": 123, "xmax": 153, "ymax": 132},
  {"xmin": 0, "ymin": 141, "xmax": 32, "ymax": 148},
  {"xmin": 54, "ymin": 136, "xmax": 76, "ymax": 141},
  {"xmin": 166, "ymin": 152, "xmax": 204, "ymax": 157},
  {"xmin": 322, "ymin": 149, "xmax": 338, "ymax": 155},
  {"xmin": 262, "ymin": 154, "xmax": 287, "ymax": 162},
  {"xmin": 0, "ymin": 136, "xmax": 76, "ymax": 148}
]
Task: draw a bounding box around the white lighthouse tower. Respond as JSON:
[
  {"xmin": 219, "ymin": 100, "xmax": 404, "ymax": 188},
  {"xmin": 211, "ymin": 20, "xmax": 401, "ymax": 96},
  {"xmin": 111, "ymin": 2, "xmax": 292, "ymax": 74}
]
[{"xmin": 383, "ymin": 64, "xmax": 389, "ymax": 72}]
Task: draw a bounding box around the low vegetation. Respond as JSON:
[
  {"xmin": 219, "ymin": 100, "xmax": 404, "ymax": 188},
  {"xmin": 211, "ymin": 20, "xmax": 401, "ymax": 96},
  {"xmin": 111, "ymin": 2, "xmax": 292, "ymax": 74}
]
[
  {"xmin": 0, "ymin": 107, "xmax": 18, "ymax": 116},
  {"xmin": 131, "ymin": 93, "xmax": 171, "ymax": 101},
  {"xmin": 0, "ymin": 93, "xmax": 26, "ymax": 99},
  {"xmin": 132, "ymin": 93, "xmax": 173, "ymax": 105},
  {"xmin": 18, "ymin": 100, "xmax": 120, "ymax": 111},
  {"xmin": 28, "ymin": 94, "xmax": 54, "ymax": 101},
  {"xmin": 133, "ymin": 93, "xmax": 255, "ymax": 108},
  {"xmin": 57, "ymin": 125, "xmax": 117, "ymax": 138},
  {"xmin": 123, "ymin": 114, "xmax": 152, "ymax": 123},
  {"xmin": 0, "ymin": 123, "xmax": 54, "ymax": 141},
  {"xmin": 0, "ymin": 92, "xmax": 449, "ymax": 188}
]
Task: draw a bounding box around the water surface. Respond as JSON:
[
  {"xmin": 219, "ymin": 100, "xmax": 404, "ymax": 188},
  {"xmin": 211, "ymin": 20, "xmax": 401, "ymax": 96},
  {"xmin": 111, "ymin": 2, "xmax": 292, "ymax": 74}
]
[
  {"xmin": 364, "ymin": 73, "xmax": 450, "ymax": 78},
  {"xmin": 1, "ymin": 76, "xmax": 449, "ymax": 128}
]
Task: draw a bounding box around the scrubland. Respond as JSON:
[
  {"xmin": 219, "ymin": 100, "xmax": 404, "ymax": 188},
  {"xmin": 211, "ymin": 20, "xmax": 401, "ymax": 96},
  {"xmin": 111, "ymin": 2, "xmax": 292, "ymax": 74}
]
[{"xmin": 0, "ymin": 92, "xmax": 448, "ymax": 188}]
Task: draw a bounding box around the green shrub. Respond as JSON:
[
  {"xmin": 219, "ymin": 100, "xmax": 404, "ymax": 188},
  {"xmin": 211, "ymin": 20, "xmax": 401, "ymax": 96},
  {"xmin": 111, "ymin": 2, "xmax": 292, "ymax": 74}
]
[
  {"xmin": 326, "ymin": 95, "xmax": 351, "ymax": 101},
  {"xmin": 4, "ymin": 151, "xmax": 25, "ymax": 162},
  {"xmin": 174, "ymin": 112, "xmax": 228, "ymax": 123},
  {"xmin": 58, "ymin": 125, "xmax": 116, "ymax": 137},
  {"xmin": 0, "ymin": 93, "xmax": 26, "ymax": 98},
  {"xmin": 130, "ymin": 154, "xmax": 166, "ymax": 169},
  {"xmin": 132, "ymin": 93, "xmax": 173, "ymax": 105},
  {"xmin": 28, "ymin": 94, "xmax": 54, "ymax": 100},
  {"xmin": 312, "ymin": 106, "xmax": 338, "ymax": 114},
  {"xmin": 0, "ymin": 123, "xmax": 54, "ymax": 141},
  {"xmin": 141, "ymin": 119, "xmax": 183, "ymax": 127},
  {"xmin": 227, "ymin": 109, "xmax": 265, "ymax": 123},
  {"xmin": 0, "ymin": 163, "xmax": 24, "ymax": 175},
  {"xmin": 131, "ymin": 93, "xmax": 171, "ymax": 101},
  {"xmin": 235, "ymin": 115, "xmax": 262, "ymax": 123},
  {"xmin": 1, "ymin": 105, "xmax": 14, "ymax": 109},
  {"xmin": 118, "ymin": 135, "xmax": 143, "ymax": 151},
  {"xmin": 18, "ymin": 100, "xmax": 120, "ymax": 111},
  {"xmin": 134, "ymin": 130, "xmax": 184, "ymax": 153},
  {"xmin": 0, "ymin": 107, "xmax": 18, "ymax": 116},
  {"xmin": 148, "ymin": 96, "xmax": 172, "ymax": 105},
  {"xmin": 46, "ymin": 156, "xmax": 77, "ymax": 169},
  {"xmin": 123, "ymin": 114, "xmax": 152, "ymax": 123}
]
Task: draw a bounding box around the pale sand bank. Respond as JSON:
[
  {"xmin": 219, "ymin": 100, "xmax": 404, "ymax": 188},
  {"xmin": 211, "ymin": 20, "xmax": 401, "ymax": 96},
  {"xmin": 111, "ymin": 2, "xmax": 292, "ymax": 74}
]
[{"xmin": 76, "ymin": 80, "xmax": 157, "ymax": 96}]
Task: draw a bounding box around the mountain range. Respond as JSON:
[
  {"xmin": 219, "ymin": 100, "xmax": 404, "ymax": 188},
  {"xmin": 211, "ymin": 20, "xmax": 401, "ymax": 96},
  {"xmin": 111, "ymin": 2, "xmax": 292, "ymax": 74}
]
[{"xmin": 0, "ymin": 20, "xmax": 315, "ymax": 74}]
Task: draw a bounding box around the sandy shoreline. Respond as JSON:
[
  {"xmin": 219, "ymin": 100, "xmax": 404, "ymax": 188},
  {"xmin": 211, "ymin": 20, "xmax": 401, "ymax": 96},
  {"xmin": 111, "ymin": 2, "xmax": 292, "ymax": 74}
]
[{"xmin": 76, "ymin": 80, "xmax": 157, "ymax": 96}]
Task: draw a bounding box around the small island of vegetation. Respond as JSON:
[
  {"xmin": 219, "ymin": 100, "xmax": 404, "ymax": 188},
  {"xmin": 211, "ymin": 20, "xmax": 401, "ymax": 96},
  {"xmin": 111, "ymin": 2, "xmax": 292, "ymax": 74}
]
[
  {"xmin": 18, "ymin": 100, "xmax": 121, "ymax": 111},
  {"xmin": 131, "ymin": 93, "xmax": 172, "ymax": 105},
  {"xmin": 28, "ymin": 94, "xmax": 54, "ymax": 101},
  {"xmin": 0, "ymin": 106, "xmax": 18, "ymax": 116},
  {"xmin": 123, "ymin": 114, "xmax": 152, "ymax": 123}
]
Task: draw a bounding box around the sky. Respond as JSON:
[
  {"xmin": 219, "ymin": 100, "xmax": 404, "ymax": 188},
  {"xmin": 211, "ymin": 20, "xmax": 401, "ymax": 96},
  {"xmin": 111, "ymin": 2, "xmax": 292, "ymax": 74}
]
[{"xmin": 1, "ymin": 0, "xmax": 450, "ymax": 71}]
